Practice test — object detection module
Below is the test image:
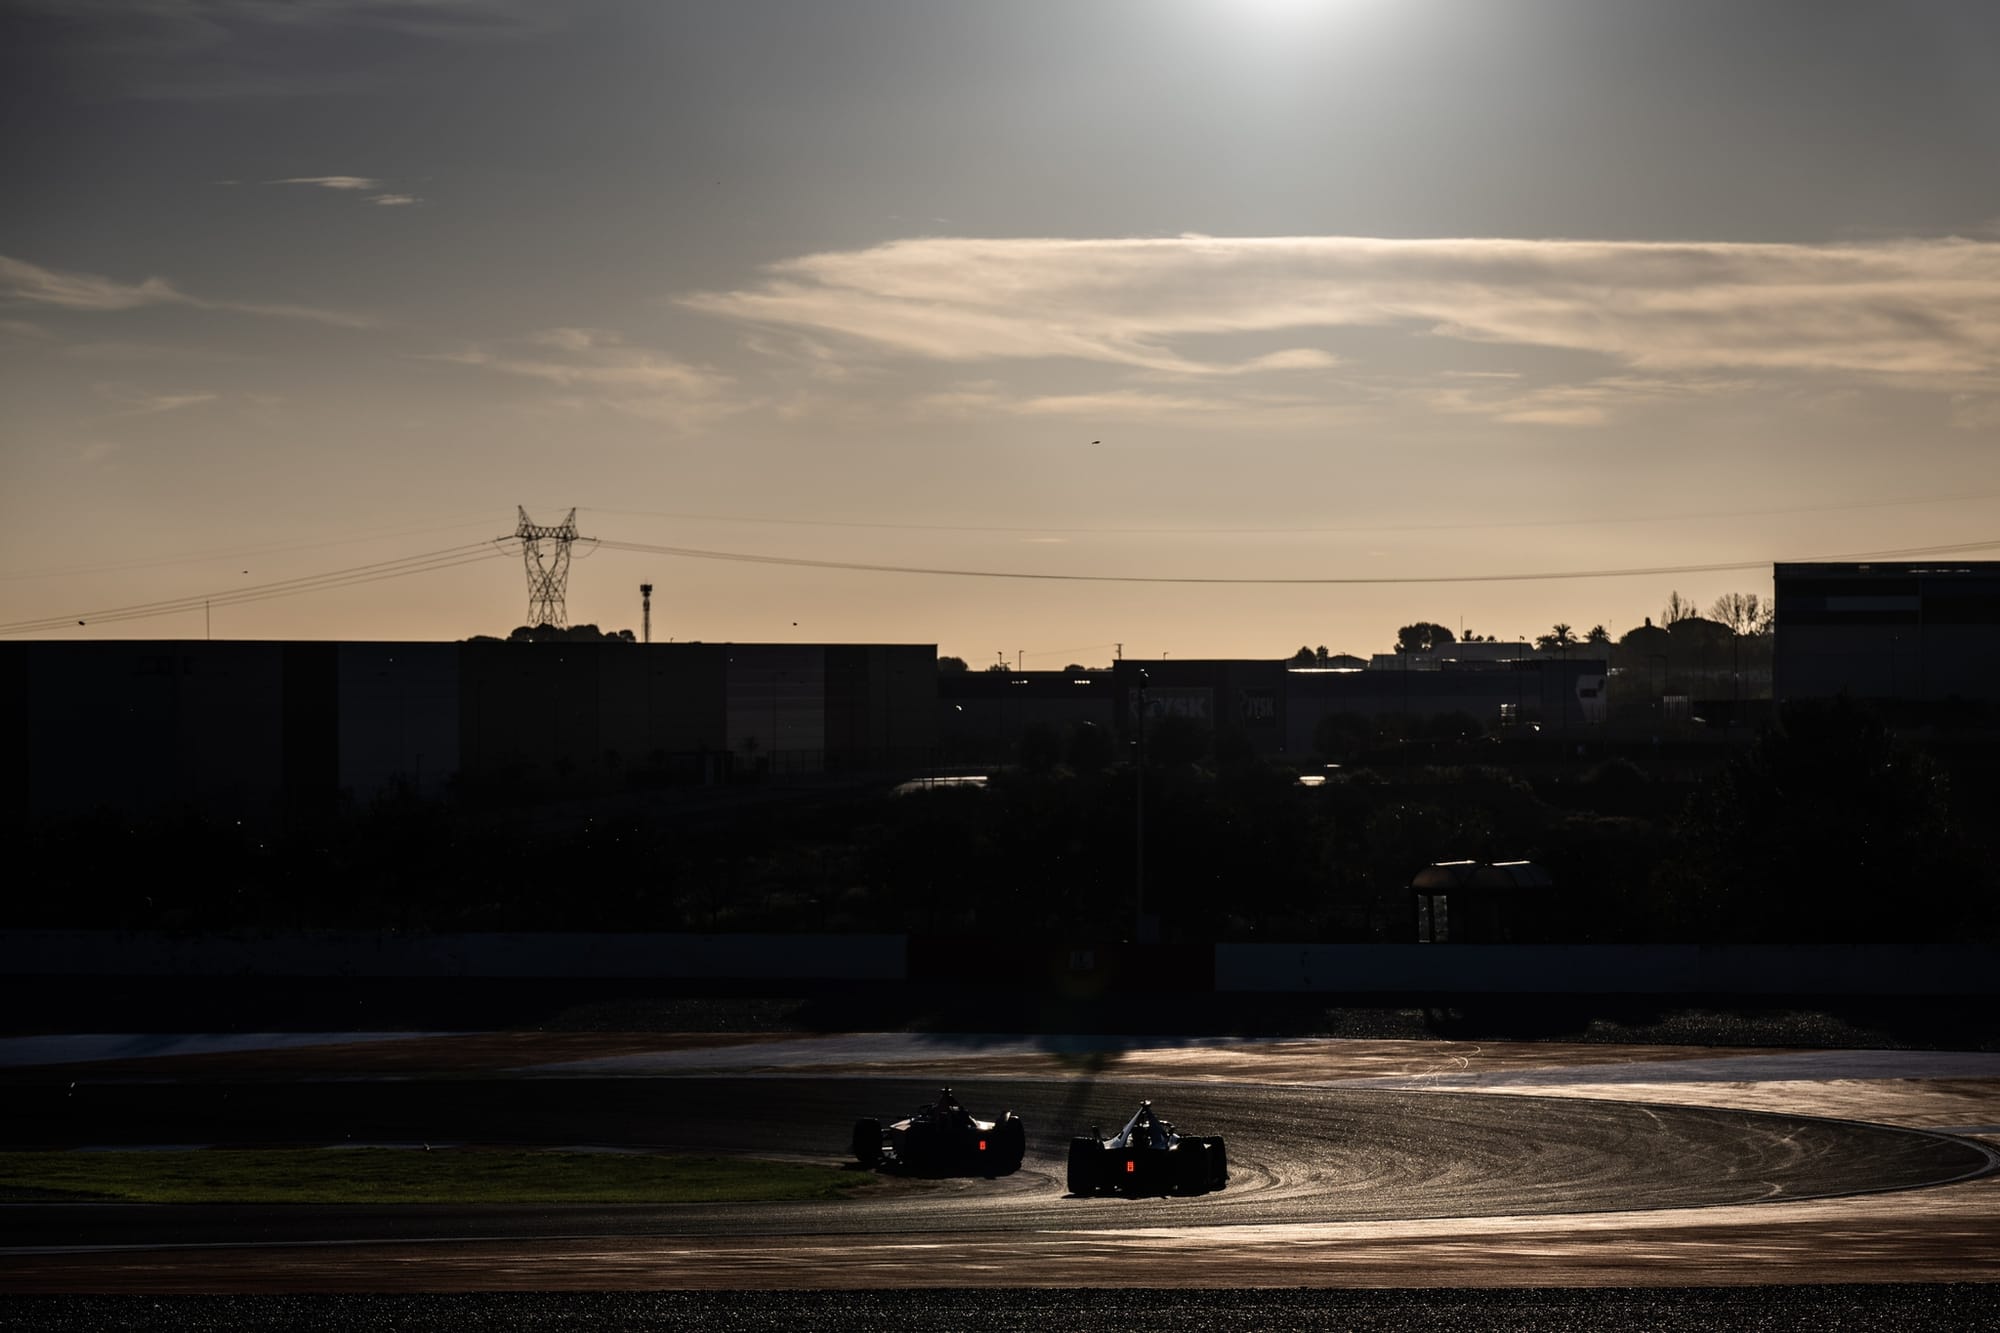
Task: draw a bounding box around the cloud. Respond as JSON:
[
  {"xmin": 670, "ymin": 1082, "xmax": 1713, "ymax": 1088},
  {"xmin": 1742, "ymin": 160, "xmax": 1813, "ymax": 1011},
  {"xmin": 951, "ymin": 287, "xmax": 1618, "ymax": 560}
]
[
  {"xmin": 263, "ymin": 178, "xmax": 422, "ymax": 206},
  {"xmin": 0, "ymin": 254, "xmax": 374, "ymax": 328},
  {"xmin": 1427, "ymin": 374, "xmax": 1757, "ymax": 428},
  {"xmin": 94, "ymin": 383, "xmax": 221, "ymax": 416},
  {"xmin": 0, "ymin": 255, "xmax": 182, "ymax": 312},
  {"xmin": 688, "ymin": 235, "xmax": 2000, "ymax": 391},
  {"xmin": 427, "ymin": 328, "xmax": 741, "ymax": 431},
  {"xmin": 268, "ymin": 175, "xmax": 382, "ymax": 191},
  {"xmin": 1014, "ymin": 389, "xmax": 1257, "ymax": 418}
]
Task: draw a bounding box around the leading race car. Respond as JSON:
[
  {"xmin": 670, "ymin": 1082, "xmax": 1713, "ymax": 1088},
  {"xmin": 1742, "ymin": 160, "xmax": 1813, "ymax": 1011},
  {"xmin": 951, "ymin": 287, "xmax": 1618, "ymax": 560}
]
[
  {"xmin": 851, "ymin": 1087, "xmax": 1027, "ymax": 1176},
  {"xmin": 1067, "ymin": 1100, "xmax": 1228, "ymax": 1196}
]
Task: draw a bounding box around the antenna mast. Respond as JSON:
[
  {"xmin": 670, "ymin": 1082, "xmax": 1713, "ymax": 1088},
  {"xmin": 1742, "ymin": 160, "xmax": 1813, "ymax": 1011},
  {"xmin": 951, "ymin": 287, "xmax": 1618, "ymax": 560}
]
[
  {"xmin": 515, "ymin": 506, "xmax": 581, "ymax": 628},
  {"xmin": 640, "ymin": 583, "xmax": 654, "ymax": 644}
]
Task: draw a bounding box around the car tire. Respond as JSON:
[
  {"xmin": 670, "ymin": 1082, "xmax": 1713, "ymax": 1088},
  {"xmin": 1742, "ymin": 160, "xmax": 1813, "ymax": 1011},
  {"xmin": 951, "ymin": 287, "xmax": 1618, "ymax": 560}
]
[
  {"xmin": 1175, "ymin": 1141, "xmax": 1210, "ymax": 1194},
  {"xmin": 1066, "ymin": 1137, "xmax": 1100, "ymax": 1195},
  {"xmin": 998, "ymin": 1115, "xmax": 1027, "ymax": 1174},
  {"xmin": 1206, "ymin": 1136, "xmax": 1228, "ymax": 1190},
  {"xmin": 851, "ymin": 1117, "xmax": 881, "ymax": 1167}
]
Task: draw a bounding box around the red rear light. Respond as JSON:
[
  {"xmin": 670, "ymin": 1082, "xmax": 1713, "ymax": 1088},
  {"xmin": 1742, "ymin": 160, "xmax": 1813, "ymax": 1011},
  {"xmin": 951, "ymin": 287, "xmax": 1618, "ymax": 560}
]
[
  {"xmin": 1126, "ymin": 1159, "xmax": 1135, "ymax": 1173},
  {"xmin": 979, "ymin": 1140, "xmax": 987, "ymax": 1151}
]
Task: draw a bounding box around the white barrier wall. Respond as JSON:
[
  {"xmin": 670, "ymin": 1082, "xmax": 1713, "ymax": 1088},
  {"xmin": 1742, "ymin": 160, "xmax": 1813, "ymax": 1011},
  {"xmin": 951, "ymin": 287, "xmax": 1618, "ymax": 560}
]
[{"xmin": 1216, "ymin": 943, "xmax": 2000, "ymax": 996}]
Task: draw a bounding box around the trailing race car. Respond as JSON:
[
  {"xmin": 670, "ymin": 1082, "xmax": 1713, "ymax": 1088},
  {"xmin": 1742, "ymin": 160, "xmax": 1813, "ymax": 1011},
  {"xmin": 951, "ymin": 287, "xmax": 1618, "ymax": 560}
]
[
  {"xmin": 851, "ymin": 1087, "xmax": 1027, "ymax": 1176},
  {"xmin": 1067, "ymin": 1100, "xmax": 1227, "ymax": 1195}
]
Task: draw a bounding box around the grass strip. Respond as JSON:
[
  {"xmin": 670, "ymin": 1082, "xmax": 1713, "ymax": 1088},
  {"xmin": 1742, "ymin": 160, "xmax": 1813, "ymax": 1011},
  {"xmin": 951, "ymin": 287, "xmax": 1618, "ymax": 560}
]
[{"xmin": 0, "ymin": 1148, "xmax": 869, "ymax": 1205}]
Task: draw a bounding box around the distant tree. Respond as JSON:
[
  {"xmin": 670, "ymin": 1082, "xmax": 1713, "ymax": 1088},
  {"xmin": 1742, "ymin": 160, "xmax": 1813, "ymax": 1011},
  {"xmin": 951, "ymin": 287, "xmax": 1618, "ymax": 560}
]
[
  {"xmin": 505, "ymin": 623, "xmax": 636, "ymax": 643},
  {"xmin": 1395, "ymin": 622, "xmax": 1456, "ymax": 653},
  {"xmin": 1288, "ymin": 646, "xmax": 1315, "ymax": 665},
  {"xmin": 1063, "ymin": 663, "xmax": 1088, "ymax": 673},
  {"xmin": 1313, "ymin": 712, "xmax": 1374, "ymax": 759},
  {"xmin": 983, "ymin": 662, "xmax": 1009, "ymax": 673},
  {"xmin": 1619, "ymin": 619, "xmax": 1670, "ymax": 649},
  {"xmin": 1018, "ymin": 722, "xmax": 1063, "ymax": 773},
  {"xmin": 938, "ymin": 655, "xmax": 969, "ymax": 674},
  {"xmin": 1613, "ymin": 620, "xmax": 1675, "ymax": 683},
  {"xmin": 1660, "ymin": 698, "xmax": 1960, "ymax": 942},
  {"xmin": 1662, "ymin": 591, "xmax": 1696, "ymax": 625},
  {"xmin": 1710, "ymin": 592, "xmax": 1772, "ymax": 636},
  {"xmin": 1585, "ymin": 624, "xmax": 1611, "ymax": 645},
  {"xmin": 1315, "ymin": 645, "xmax": 1330, "ymax": 665},
  {"xmin": 1066, "ymin": 721, "xmax": 1115, "ymax": 773},
  {"xmin": 1668, "ymin": 615, "xmax": 1733, "ymax": 650},
  {"xmin": 1423, "ymin": 710, "xmax": 1486, "ymax": 741},
  {"xmin": 1535, "ymin": 623, "xmax": 1577, "ymax": 650},
  {"xmin": 1143, "ymin": 714, "xmax": 1211, "ymax": 767}
]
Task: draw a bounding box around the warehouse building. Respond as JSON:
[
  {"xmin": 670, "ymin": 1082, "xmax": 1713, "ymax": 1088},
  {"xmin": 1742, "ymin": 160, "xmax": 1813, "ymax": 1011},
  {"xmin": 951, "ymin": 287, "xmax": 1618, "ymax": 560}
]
[
  {"xmin": 3, "ymin": 640, "xmax": 936, "ymax": 821},
  {"xmin": 1773, "ymin": 562, "xmax": 2000, "ymax": 704}
]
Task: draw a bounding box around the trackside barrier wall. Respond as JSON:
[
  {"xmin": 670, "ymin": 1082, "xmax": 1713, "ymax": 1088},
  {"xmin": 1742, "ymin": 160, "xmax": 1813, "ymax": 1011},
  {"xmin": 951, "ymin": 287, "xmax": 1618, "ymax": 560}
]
[
  {"xmin": 1215, "ymin": 943, "xmax": 2000, "ymax": 996},
  {"xmin": 906, "ymin": 937, "xmax": 1214, "ymax": 993},
  {"xmin": 0, "ymin": 931, "xmax": 907, "ymax": 982},
  {"xmin": 9, "ymin": 933, "xmax": 1995, "ymax": 995}
]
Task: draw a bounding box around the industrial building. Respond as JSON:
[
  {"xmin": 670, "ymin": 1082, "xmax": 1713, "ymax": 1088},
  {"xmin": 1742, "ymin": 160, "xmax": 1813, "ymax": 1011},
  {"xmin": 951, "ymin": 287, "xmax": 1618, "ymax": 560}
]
[
  {"xmin": 1773, "ymin": 561, "xmax": 2000, "ymax": 704},
  {"xmin": 939, "ymin": 653, "xmax": 1608, "ymax": 764},
  {"xmin": 3, "ymin": 640, "xmax": 936, "ymax": 821}
]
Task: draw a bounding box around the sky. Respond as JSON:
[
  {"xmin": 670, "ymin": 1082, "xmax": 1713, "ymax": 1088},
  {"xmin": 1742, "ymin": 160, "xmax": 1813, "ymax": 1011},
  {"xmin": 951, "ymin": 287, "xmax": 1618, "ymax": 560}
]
[{"xmin": 3, "ymin": 0, "xmax": 1998, "ymax": 665}]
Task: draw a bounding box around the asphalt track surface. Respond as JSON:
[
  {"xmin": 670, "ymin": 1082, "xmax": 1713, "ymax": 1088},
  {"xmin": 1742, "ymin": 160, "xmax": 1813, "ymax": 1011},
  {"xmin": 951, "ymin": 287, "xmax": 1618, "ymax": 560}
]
[
  {"xmin": 4, "ymin": 1075, "xmax": 1990, "ymax": 1255},
  {"xmin": 9, "ymin": 1286, "xmax": 2000, "ymax": 1333}
]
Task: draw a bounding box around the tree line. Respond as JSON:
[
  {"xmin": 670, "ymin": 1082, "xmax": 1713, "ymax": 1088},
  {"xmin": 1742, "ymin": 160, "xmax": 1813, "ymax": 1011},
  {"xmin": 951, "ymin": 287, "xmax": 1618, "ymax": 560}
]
[{"xmin": 14, "ymin": 693, "xmax": 1991, "ymax": 948}]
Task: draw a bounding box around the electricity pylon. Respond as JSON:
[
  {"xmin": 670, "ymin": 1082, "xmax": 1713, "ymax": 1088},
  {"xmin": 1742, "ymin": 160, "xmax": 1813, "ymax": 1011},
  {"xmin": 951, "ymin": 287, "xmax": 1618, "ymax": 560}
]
[{"xmin": 514, "ymin": 506, "xmax": 582, "ymax": 628}]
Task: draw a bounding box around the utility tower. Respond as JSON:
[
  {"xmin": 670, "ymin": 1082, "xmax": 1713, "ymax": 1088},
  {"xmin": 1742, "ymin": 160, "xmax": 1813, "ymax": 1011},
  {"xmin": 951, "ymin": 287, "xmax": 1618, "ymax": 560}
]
[
  {"xmin": 514, "ymin": 506, "xmax": 582, "ymax": 628},
  {"xmin": 640, "ymin": 583, "xmax": 653, "ymax": 644}
]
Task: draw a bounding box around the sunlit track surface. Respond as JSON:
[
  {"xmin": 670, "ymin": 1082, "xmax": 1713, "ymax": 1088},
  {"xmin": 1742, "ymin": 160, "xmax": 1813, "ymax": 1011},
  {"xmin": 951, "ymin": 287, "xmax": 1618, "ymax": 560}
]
[{"xmin": 2, "ymin": 1076, "xmax": 1989, "ymax": 1257}]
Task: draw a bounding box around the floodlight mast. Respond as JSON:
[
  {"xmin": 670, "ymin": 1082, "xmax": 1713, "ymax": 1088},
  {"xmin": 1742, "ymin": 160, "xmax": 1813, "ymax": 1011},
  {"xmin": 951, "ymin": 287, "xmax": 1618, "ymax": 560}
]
[{"xmin": 515, "ymin": 506, "xmax": 583, "ymax": 628}]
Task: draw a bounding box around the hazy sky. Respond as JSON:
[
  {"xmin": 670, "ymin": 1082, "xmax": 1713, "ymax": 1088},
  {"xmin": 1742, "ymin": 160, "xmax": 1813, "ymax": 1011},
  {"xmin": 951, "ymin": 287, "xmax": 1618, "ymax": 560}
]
[{"xmin": 4, "ymin": 0, "xmax": 1997, "ymax": 662}]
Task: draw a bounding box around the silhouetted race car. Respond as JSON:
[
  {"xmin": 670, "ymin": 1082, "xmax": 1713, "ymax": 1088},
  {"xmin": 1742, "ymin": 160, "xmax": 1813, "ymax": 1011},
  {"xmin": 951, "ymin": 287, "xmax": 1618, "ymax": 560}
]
[
  {"xmin": 1067, "ymin": 1101, "xmax": 1227, "ymax": 1195},
  {"xmin": 851, "ymin": 1087, "xmax": 1026, "ymax": 1176}
]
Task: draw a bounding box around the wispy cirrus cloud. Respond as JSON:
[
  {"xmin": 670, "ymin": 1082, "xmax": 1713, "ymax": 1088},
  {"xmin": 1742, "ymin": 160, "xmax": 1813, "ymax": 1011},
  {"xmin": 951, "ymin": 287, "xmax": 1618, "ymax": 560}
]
[
  {"xmin": 0, "ymin": 254, "xmax": 374, "ymax": 328},
  {"xmin": 427, "ymin": 327, "xmax": 741, "ymax": 430},
  {"xmin": 264, "ymin": 177, "xmax": 422, "ymax": 207},
  {"xmin": 93, "ymin": 383, "xmax": 221, "ymax": 417},
  {"xmin": 1426, "ymin": 374, "xmax": 1758, "ymax": 428},
  {"xmin": 268, "ymin": 175, "xmax": 381, "ymax": 191},
  {"xmin": 688, "ymin": 235, "xmax": 2000, "ymax": 394}
]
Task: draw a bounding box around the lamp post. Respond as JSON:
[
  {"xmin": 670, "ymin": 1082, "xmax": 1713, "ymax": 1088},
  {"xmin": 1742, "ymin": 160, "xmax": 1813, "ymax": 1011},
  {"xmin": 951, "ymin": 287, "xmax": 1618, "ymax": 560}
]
[{"xmin": 1134, "ymin": 666, "xmax": 1149, "ymax": 945}]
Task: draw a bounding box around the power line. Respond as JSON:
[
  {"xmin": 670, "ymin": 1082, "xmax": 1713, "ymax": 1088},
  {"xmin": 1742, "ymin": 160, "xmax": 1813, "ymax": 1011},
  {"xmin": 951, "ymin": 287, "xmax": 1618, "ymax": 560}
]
[
  {"xmin": 0, "ymin": 541, "xmax": 514, "ymax": 637},
  {"xmin": 592, "ymin": 535, "xmax": 2000, "ymax": 587},
  {"xmin": 1, "ymin": 515, "xmax": 505, "ymax": 583}
]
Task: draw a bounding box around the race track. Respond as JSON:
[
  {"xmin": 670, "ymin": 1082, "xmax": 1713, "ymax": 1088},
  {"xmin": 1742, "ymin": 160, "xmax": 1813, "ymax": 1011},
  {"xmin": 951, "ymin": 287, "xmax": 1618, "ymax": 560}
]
[
  {"xmin": 3, "ymin": 1071, "xmax": 1990, "ymax": 1260},
  {"xmin": 3, "ymin": 1032, "xmax": 2000, "ymax": 1288}
]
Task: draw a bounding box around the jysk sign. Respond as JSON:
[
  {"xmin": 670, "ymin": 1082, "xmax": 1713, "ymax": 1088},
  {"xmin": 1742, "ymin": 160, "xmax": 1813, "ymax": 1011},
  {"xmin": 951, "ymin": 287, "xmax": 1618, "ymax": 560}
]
[
  {"xmin": 1131, "ymin": 688, "xmax": 1212, "ymax": 721},
  {"xmin": 1238, "ymin": 688, "xmax": 1277, "ymax": 723}
]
